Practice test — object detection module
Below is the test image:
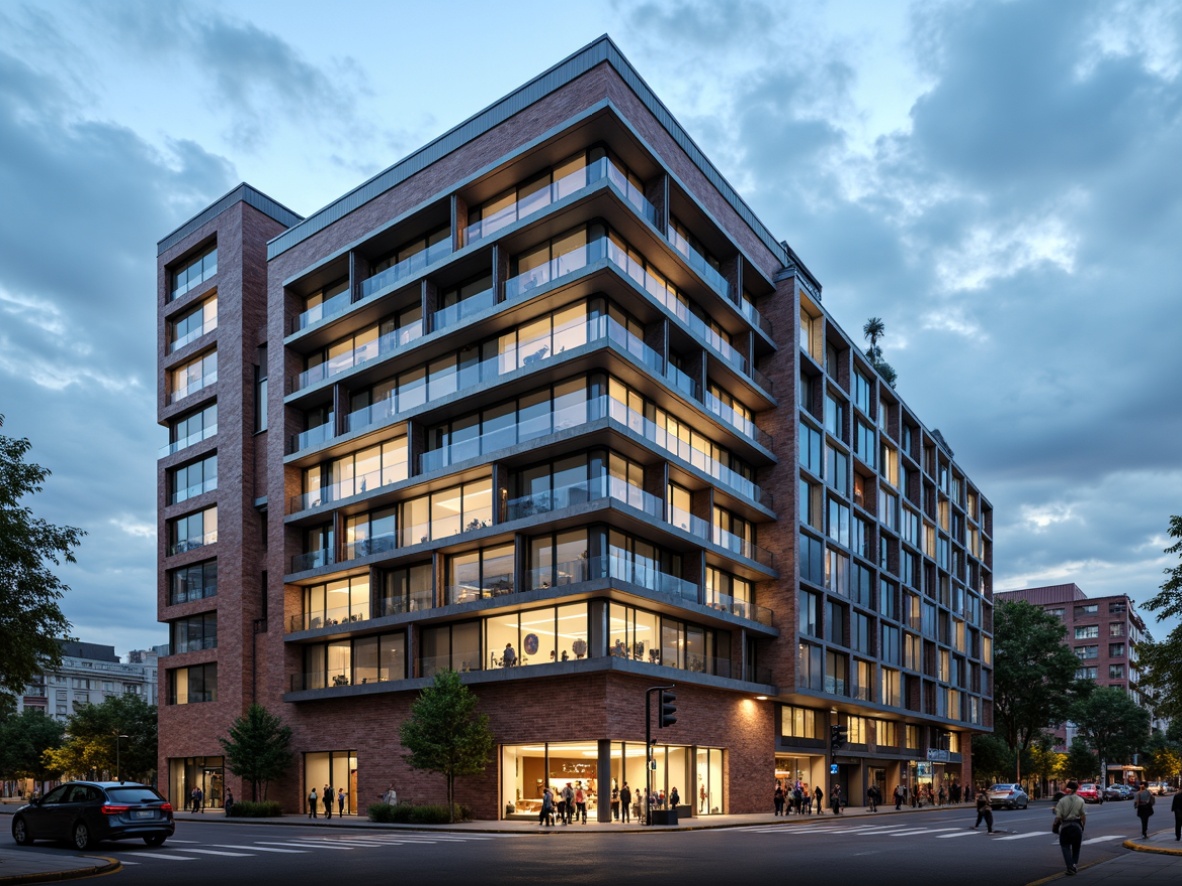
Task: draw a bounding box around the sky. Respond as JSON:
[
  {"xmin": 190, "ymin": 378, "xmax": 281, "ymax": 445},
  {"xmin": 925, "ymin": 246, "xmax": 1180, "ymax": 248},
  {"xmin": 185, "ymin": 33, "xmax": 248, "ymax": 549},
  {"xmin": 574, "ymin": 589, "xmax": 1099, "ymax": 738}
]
[{"xmin": 1, "ymin": 0, "xmax": 1179, "ymax": 658}]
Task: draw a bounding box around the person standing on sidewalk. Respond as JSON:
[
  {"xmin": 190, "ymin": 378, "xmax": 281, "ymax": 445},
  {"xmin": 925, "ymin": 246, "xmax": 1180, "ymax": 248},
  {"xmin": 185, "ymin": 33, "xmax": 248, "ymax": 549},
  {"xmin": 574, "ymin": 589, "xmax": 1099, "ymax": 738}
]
[
  {"xmin": 323, "ymin": 784, "xmax": 333, "ymax": 820},
  {"xmin": 1134, "ymin": 781, "xmax": 1156, "ymax": 838},
  {"xmin": 894, "ymin": 784, "xmax": 905, "ymax": 810},
  {"xmin": 813, "ymin": 784, "xmax": 824, "ymax": 815},
  {"xmin": 1053, "ymin": 781, "xmax": 1087, "ymax": 876},
  {"xmin": 972, "ymin": 787, "xmax": 993, "ymax": 833},
  {"xmin": 308, "ymin": 786, "xmax": 318, "ymax": 819},
  {"xmin": 1171, "ymin": 789, "xmax": 1182, "ymax": 841},
  {"xmin": 620, "ymin": 782, "xmax": 632, "ymax": 823}
]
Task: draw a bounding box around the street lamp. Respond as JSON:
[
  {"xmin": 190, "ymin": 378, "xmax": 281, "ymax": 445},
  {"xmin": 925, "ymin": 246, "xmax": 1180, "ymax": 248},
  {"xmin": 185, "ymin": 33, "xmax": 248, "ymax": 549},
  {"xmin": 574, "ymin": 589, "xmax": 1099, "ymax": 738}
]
[{"xmin": 114, "ymin": 733, "xmax": 129, "ymax": 782}]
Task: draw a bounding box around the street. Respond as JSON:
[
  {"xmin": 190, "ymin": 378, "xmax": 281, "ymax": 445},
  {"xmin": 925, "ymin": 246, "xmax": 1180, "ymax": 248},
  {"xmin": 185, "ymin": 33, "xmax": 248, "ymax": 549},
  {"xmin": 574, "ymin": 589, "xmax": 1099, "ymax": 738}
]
[{"xmin": 3, "ymin": 800, "xmax": 1166, "ymax": 885}]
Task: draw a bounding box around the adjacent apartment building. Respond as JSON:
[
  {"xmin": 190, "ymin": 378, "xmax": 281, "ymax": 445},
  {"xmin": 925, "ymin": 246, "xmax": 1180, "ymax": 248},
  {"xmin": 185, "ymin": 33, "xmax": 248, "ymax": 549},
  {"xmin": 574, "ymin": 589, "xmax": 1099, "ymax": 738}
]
[
  {"xmin": 155, "ymin": 36, "xmax": 994, "ymax": 818},
  {"xmin": 994, "ymin": 584, "xmax": 1154, "ymax": 759},
  {"xmin": 15, "ymin": 642, "xmax": 164, "ymax": 723}
]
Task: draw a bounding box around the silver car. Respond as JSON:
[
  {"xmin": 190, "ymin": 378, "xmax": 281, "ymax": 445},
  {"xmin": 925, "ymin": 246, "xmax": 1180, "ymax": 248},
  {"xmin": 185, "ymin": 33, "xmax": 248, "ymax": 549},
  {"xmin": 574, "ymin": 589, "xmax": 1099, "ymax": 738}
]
[{"xmin": 987, "ymin": 783, "xmax": 1030, "ymax": 809}]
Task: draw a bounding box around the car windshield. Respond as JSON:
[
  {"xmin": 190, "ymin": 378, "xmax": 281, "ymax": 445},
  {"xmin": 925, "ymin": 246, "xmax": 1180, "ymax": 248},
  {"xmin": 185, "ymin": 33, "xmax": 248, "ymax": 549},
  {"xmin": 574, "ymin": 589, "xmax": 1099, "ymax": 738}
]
[{"xmin": 106, "ymin": 787, "xmax": 165, "ymax": 803}]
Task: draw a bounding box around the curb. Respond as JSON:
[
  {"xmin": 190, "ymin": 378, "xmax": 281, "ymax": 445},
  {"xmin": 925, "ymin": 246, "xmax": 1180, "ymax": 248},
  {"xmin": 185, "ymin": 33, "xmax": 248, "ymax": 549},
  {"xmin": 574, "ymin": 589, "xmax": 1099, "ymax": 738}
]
[
  {"xmin": 0, "ymin": 856, "xmax": 121, "ymax": 884},
  {"xmin": 1122, "ymin": 838, "xmax": 1182, "ymax": 857}
]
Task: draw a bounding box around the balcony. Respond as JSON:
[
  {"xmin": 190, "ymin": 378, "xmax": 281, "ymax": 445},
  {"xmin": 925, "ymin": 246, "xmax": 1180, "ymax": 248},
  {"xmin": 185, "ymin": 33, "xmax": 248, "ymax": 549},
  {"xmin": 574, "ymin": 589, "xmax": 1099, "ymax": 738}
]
[
  {"xmin": 705, "ymin": 591, "xmax": 774, "ymax": 626},
  {"xmin": 169, "ymin": 317, "xmax": 217, "ymax": 353},
  {"xmin": 171, "ymin": 636, "xmax": 218, "ymax": 654},
  {"xmin": 169, "ymin": 584, "xmax": 217, "ymax": 606},
  {"xmin": 289, "ymin": 420, "xmax": 334, "ymax": 455},
  {"xmin": 712, "ymin": 525, "xmax": 776, "ymax": 569},
  {"xmin": 167, "ymin": 530, "xmax": 217, "ymax": 556},
  {"xmin": 290, "ymin": 462, "xmax": 408, "ymax": 513},
  {"xmin": 290, "ymin": 322, "xmax": 424, "ymax": 393},
  {"xmin": 361, "ymin": 239, "xmax": 452, "ymax": 300},
  {"xmin": 466, "ymin": 156, "xmax": 657, "ymax": 246},
  {"xmin": 445, "ymin": 572, "xmax": 515, "ymax": 605},
  {"xmin": 669, "ymin": 228, "xmax": 730, "ymax": 300},
  {"xmin": 291, "ymin": 549, "xmax": 335, "ymax": 573},
  {"xmin": 290, "ymin": 670, "xmax": 402, "ymax": 692},
  {"xmin": 433, "ymin": 287, "xmax": 496, "ymax": 331},
  {"xmin": 170, "ymin": 477, "xmax": 217, "ymax": 505},
  {"xmin": 344, "ymin": 534, "xmax": 398, "ymax": 561},
  {"xmin": 295, "ymin": 288, "xmax": 352, "ymax": 332},
  {"xmin": 169, "ymin": 370, "xmax": 217, "ymax": 404},
  {"xmin": 159, "ymin": 423, "xmax": 217, "ymax": 459},
  {"xmin": 703, "ymin": 391, "xmax": 772, "ymax": 449},
  {"xmin": 288, "ymin": 602, "xmax": 372, "ymax": 633}
]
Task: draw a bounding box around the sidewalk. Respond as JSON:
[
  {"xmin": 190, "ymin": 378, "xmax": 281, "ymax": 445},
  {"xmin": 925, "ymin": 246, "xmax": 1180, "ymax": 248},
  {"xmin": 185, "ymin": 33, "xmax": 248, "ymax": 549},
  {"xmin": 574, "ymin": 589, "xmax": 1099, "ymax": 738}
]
[{"xmin": 1, "ymin": 800, "xmax": 1179, "ymax": 883}]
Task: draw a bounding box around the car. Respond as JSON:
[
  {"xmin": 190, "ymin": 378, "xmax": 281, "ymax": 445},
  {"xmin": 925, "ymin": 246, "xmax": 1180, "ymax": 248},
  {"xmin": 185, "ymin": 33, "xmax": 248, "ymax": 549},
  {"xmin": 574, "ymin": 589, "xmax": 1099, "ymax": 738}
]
[
  {"xmin": 986, "ymin": 783, "xmax": 1030, "ymax": 809},
  {"xmin": 11, "ymin": 781, "xmax": 175, "ymax": 850},
  {"xmin": 1076, "ymin": 783, "xmax": 1101, "ymax": 803},
  {"xmin": 1103, "ymin": 783, "xmax": 1133, "ymax": 801}
]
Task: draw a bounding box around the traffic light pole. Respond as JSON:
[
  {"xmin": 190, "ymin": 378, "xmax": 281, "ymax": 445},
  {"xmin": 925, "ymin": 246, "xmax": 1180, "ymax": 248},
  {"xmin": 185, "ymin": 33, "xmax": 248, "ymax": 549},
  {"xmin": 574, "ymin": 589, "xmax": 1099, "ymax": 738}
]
[{"xmin": 645, "ymin": 685, "xmax": 675, "ymax": 825}]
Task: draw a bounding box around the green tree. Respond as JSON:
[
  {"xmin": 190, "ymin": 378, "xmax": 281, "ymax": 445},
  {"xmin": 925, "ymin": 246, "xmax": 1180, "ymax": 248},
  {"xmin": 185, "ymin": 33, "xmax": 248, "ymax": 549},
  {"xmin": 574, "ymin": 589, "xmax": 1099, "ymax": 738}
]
[
  {"xmin": 1143, "ymin": 732, "xmax": 1182, "ymax": 783},
  {"xmin": 42, "ymin": 735, "xmax": 108, "ymax": 780},
  {"xmin": 971, "ymin": 733, "xmax": 1014, "ymax": 784},
  {"xmin": 0, "ymin": 708, "xmax": 64, "ymax": 791},
  {"xmin": 63, "ymin": 694, "xmax": 158, "ymax": 782},
  {"xmin": 1137, "ymin": 515, "xmax": 1182, "ymax": 722},
  {"xmin": 862, "ymin": 317, "xmax": 898, "ymax": 387},
  {"xmin": 1028, "ymin": 734, "xmax": 1066, "ymax": 797},
  {"xmin": 0, "ymin": 415, "xmax": 84, "ymax": 705},
  {"xmin": 399, "ymin": 670, "xmax": 494, "ymax": 822},
  {"xmin": 1064, "ymin": 738, "xmax": 1098, "ymax": 781},
  {"xmin": 1069, "ymin": 685, "xmax": 1151, "ymax": 769},
  {"xmin": 218, "ymin": 704, "xmax": 294, "ymax": 801},
  {"xmin": 992, "ymin": 600, "xmax": 1083, "ymax": 781}
]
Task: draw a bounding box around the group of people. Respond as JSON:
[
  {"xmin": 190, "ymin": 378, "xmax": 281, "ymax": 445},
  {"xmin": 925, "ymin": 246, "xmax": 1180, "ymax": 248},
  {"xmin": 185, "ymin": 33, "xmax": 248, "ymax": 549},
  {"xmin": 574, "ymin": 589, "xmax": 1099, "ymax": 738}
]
[
  {"xmin": 770, "ymin": 781, "xmax": 836, "ymax": 815},
  {"xmin": 538, "ymin": 780, "xmax": 686, "ymax": 825},
  {"xmin": 538, "ymin": 780, "xmax": 592, "ymax": 826},
  {"xmin": 306, "ymin": 784, "xmax": 348, "ymax": 819}
]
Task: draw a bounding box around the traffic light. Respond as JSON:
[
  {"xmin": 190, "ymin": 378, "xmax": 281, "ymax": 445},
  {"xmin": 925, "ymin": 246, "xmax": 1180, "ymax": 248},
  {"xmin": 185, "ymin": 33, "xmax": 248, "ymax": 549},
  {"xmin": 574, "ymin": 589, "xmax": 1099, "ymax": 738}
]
[
  {"xmin": 659, "ymin": 689, "xmax": 678, "ymax": 728},
  {"xmin": 830, "ymin": 724, "xmax": 848, "ymax": 753}
]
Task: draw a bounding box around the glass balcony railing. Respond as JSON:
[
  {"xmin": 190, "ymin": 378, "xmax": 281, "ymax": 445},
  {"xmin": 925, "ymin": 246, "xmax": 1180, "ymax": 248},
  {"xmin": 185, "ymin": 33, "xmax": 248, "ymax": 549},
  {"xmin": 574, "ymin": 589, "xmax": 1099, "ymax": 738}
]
[
  {"xmin": 289, "ymin": 420, "xmax": 334, "ymax": 454},
  {"xmin": 433, "ymin": 288, "xmax": 496, "ymax": 331},
  {"xmin": 445, "ymin": 571, "xmax": 515, "ymax": 605},
  {"xmin": 288, "ymin": 603, "xmax": 372, "ymax": 632},
  {"xmin": 170, "ymin": 478, "xmax": 217, "ymax": 505},
  {"xmin": 172, "ymin": 636, "xmax": 217, "ymax": 654},
  {"xmin": 703, "ymin": 391, "xmax": 773, "ymax": 449},
  {"xmin": 291, "ymin": 670, "xmax": 403, "ymax": 691},
  {"xmin": 344, "ymin": 534, "xmax": 398, "ymax": 561},
  {"xmin": 669, "ymin": 229, "xmax": 730, "ymax": 300},
  {"xmin": 739, "ymin": 296, "xmax": 773, "ymax": 338},
  {"xmin": 398, "ymin": 512, "xmax": 493, "ymax": 549},
  {"xmin": 361, "ymin": 240, "xmax": 452, "ymax": 300},
  {"xmin": 295, "ymin": 288, "xmax": 352, "ymax": 332},
  {"xmin": 169, "ymin": 370, "xmax": 218, "ymax": 404},
  {"xmin": 290, "ymin": 462, "xmax": 408, "ymax": 513},
  {"xmin": 607, "ymin": 553, "xmax": 698, "ymax": 605},
  {"xmin": 378, "ymin": 588, "xmax": 436, "ymax": 617},
  {"xmin": 167, "ymin": 530, "xmax": 217, "ymax": 556},
  {"xmin": 159, "ymin": 423, "xmax": 217, "ymax": 458},
  {"xmin": 169, "ymin": 584, "xmax": 217, "ymax": 606},
  {"xmin": 711, "ymin": 526, "xmax": 775, "ymax": 569},
  {"xmin": 706, "ymin": 591, "xmax": 774, "ymax": 626},
  {"xmin": 466, "ymin": 157, "xmax": 657, "ymax": 246},
  {"xmin": 169, "ymin": 317, "xmax": 217, "ymax": 353},
  {"xmin": 291, "ymin": 549, "xmax": 335, "ymax": 572},
  {"xmin": 291, "ymin": 323, "xmax": 424, "ymax": 393},
  {"xmin": 666, "ymin": 503, "xmax": 712, "ymax": 539}
]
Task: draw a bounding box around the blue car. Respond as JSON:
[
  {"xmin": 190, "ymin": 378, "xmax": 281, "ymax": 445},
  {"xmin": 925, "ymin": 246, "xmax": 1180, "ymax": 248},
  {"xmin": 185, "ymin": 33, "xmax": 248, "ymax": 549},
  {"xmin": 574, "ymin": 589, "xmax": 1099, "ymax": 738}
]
[{"xmin": 11, "ymin": 781, "xmax": 175, "ymax": 850}]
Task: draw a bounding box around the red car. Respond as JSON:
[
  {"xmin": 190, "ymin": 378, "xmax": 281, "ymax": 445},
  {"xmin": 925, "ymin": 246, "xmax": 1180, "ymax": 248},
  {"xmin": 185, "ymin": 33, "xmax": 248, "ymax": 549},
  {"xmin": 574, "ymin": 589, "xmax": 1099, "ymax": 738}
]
[{"xmin": 1076, "ymin": 783, "xmax": 1101, "ymax": 803}]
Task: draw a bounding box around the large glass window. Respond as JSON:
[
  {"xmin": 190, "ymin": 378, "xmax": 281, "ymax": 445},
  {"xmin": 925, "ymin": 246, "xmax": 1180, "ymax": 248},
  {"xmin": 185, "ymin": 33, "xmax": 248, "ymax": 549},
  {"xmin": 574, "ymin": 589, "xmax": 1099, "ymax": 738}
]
[
  {"xmin": 379, "ymin": 562, "xmax": 433, "ymax": 616},
  {"xmin": 170, "ymin": 613, "xmax": 217, "ymax": 654},
  {"xmin": 169, "ymin": 350, "xmax": 217, "ymax": 403},
  {"xmin": 169, "ymin": 663, "xmax": 217, "ymax": 704},
  {"xmin": 606, "ymin": 602, "xmax": 729, "ymax": 677},
  {"xmin": 528, "ymin": 528, "xmax": 593, "ymax": 589},
  {"xmin": 170, "ymin": 244, "xmax": 217, "ymax": 301},
  {"xmin": 400, "ymin": 479, "xmax": 492, "ymax": 546},
  {"xmin": 486, "ymin": 603, "xmax": 589, "ymax": 669},
  {"xmin": 302, "ymin": 576, "xmax": 370, "ymax": 630},
  {"xmin": 420, "ymin": 622, "xmax": 482, "ymax": 677},
  {"xmin": 168, "ymin": 506, "xmax": 217, "ymax": 555},
  {"xmin": 169, "ymin": 296, "xmax": 218, "ymax": 352},
  {"xmin": 446, "ymin": 543, "xmax": 515, "ymax": 604},
  {"xmin": 169, "ymin": 559, "xmax": 217, "ymax": 605},
  {"xmin": 170, "ymin": 454, "xmax": 217, "ymax": 505},
  {"xmin": 345, "ymin": 506, "xmax": 397, "ymax": 560},
  {"xmin": 300, "ymin": 632, "xmax": 405, "ymax": 689}
]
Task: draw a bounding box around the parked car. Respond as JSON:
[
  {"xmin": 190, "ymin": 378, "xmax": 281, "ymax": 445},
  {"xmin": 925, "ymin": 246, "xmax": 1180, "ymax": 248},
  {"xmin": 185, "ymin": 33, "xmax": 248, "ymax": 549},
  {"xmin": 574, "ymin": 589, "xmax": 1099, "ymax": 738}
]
[
  {"xmin": 987, "ymin": 783, "xmax": 1030, "ymax": 809},
  {"xmin": 1103, "ymin": 783, "xmax": 1133, "ymax": 801},
  {"xmin": 11, "ymin": 781, "xmax": 175, "ymax": 850},
  {"xmin": 1076, "ymin": 783, "xmax": 1101, "ymax": 803}
]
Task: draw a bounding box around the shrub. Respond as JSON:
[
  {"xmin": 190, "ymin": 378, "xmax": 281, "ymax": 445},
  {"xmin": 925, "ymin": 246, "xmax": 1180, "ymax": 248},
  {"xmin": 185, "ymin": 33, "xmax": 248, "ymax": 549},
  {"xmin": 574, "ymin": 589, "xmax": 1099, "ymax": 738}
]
[
  {"xmin": 226, "ymin": 800, "xmax": 283, "ymax": 818},
  {"xmin": 367, "ymin": 802, "xmax": 470, "ymax": 824}
]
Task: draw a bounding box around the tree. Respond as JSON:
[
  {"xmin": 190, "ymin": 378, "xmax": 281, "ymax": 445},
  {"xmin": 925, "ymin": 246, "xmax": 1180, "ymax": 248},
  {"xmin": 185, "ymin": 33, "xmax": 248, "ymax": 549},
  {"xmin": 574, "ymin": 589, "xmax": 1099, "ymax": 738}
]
[
  {"xmin": 1069, "ymin": 686, "xmax": 1151, "ymax": 769},
  {"xmin": 0, "ymin": 415, "xmax": 85, "ymax": 705},
  {"xmin": 1064, "ymin": 738, "xmax": 1098, "ymax": 781},
  {"xmin": 971, "ymin": 733, "xmax": 1014, "ymax": 784},
  {"xmin": 40, "ymin": 694, "xmax": 157, "ymax": 782},
  {"xmin": 399, "ymin": 670, "xmax": 494, "ymax": 822},
  {"xmin": 1143, "ymin": 732, "xmax": 1182, "ymax": 783},
  {"xmin": 862, "ymin": 317, "xmax": 898, "ymax": 387},
  {"xmin": 1028, "ymin": 734, "xmax": 1066, "ymax": 797},
  {"xmin": 1136, "ymin": 515, "xmax": 1182, "ymax": 721},
  {"xmin": 218, "ymin": 704, "xmax": 294, "ymax": 801},
  {"xmin": 992, "ymin": 600, "xmax": 1084, "ymax": 781},
  {"xmin": 0, "ymin": 708, "xmax": 64, "ymax": 791}
]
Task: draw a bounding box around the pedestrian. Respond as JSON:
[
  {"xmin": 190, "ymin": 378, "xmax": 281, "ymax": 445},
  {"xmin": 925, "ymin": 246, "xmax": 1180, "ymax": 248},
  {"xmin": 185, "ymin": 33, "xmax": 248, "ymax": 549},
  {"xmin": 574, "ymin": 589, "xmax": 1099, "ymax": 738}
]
[
  {"xmin": 972, "ymin": 786, "xmax": 993, "ymax": 833},
  {"xmin": 894, "ymin": 784, "xmax": 905, "ymax": 810},
  {"xmin": 830, "ymin": 784, "xmax": 843, "ymax": 815},
  {"xmin": 1053, "ymin": 780, "xmax": 1087, "ymax": 875},
  {"xmin": 193, "ymin": 785, "xmax": 204, "ymax": 813},
  {"xmin": 539, "ymin": 786, "xmax": 554, "ymax": 826},
  {"xmin": 611, "ymin": 783, "xmax": 620, "ymax": 820},
  {"xmin": 1134, "ymin": 781, "xmax": 1156, "ymax": 838},
  {"xmin": 338, "ymin": 787, "xmax": 346, "ymax": 816},
  {"xmin": 620, "ymin": 781, "xmax": 632, "ymax": 823},
  {"xmin": 670, "ymin": 786, "xmax": 680, "ymax": 810},
  {"xmin": 382, "ymin": 783, "xmax": 398, "ymax": 806},
  {"xmin": 866, "ymin": 784, "xmax": 880, "ymax": 813},
  {"xmin": 323, "ymin": 784, "xmax": 333, "ymax": 820},
  {"xmin": 1171, "ymin": 788, "xmax": 1182, "ymax": 841},
  {"xmin": 224, "ymin": 787, "xmax": 234, "ymax": 815},
  {"xmin": 561, "ymin": 782, "xmax": 574, "ymax": 825},
  {"xmin": 793, "ymin": 783, "xmax": 804, "ymax": 815},
  {"xmin": 308, "ymin": 786, "xmax": 318, "ymax": 818},
  {"xmin": 814, "ymin": 784, "xmax": 824, "ymax": 815},
  {"xmin": 773, "ymin": 782, "xmax": 785, "ymax": 816},
  {"xmin": 700, "ymin": 782, "xmax": 708, "ymax": 813},
  {"xmin": 574, "ymin": 782, "xmax": 587, "ymax": 824}
]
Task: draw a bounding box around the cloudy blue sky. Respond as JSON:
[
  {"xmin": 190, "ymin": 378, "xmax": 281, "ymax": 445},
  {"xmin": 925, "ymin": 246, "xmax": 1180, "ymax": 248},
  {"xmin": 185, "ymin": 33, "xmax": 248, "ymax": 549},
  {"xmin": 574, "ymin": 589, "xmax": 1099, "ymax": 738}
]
[{"xmin": 1, "ymin": 0, "xmax": 1179, "ymax": 657}]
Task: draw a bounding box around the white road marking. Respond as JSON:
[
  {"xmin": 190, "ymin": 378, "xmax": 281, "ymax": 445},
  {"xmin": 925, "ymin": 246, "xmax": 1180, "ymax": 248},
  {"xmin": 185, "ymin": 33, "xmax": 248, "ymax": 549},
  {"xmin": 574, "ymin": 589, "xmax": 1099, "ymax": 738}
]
[
  {"xmin": 937, "ymin": 830, "xmax": 987, "ymax": 838},
  {"xmin": 993, "ymin": 832, "xmax": 1048, "ymax": 841},
  {"xmin": 1082, "ymin": 835, "xmax": 1127, "ymax": 845},
  {"xmin": 171, "ymin": 848, "xmax": 254, "ymax": 857},
  {"xmin": 252, "ymin": 841, "xmax": 357, "ymax": 850},
  {"xmin": 212, "ymin": 844, "xmax": 309, "ymax": 853},
  {"xmin": 124, "ymin": 851, "xmax": 198, "ymax": 861}
]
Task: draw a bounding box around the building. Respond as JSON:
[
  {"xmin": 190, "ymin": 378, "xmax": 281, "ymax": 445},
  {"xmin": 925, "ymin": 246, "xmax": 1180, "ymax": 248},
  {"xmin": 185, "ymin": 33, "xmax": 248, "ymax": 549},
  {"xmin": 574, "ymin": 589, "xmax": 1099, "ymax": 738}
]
[
  {"xmin": 15, "ymin": 642, "xmax": 164, "ymax": 722},
  {"xmin": 994, "ymin": 583, "xmax": 1155, "ymax": 764},
  {"xmin": 155, "ymin": 36, "xmax": 994, "ymax": 818}
]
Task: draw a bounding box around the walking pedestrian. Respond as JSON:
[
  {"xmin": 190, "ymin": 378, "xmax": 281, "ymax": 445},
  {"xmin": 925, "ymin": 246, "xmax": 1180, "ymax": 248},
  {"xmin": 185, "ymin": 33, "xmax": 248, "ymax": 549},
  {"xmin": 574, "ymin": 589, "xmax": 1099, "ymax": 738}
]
[
  {"xmin": 224, "ymin": 787, "xmax": 234, "ymax": 815},
  {"xmin": 1053, "ymin": 780, "xmax": 1087, "ymax": 875},
  {"xmin": 561, "ymin": 782, "xmax": 574, "ymax": 825},
  {"xmin": 866, "ymin": 784, "xmax": 880, "ymax": 813},
  {"xmin": 193, "ymin": 785, "xmax": 204, "ymax": 813},
  {"xmin": 773, "ymin": 782, "xmax": 785, "ymax": 816},
  {"xmin": 323, "ymin": 784, "xmax": 333, "ymax": 820},
  {"xmin": 337, "ymin": 787, "xmax": 346, "ymax": 816},
  {"xmin": 894, "ymin": 784, "xmax": 905, "ymax": 810},
  {"xmin": 813, "ymin": 784, "xmax": 824, "ymax": 815},
  {"xmin": 972, "ymin": 786, "xmax": 993, "ymax": 833},
  {"xmin": 1171, "ymin": 788, "xmax": 1182, "ymax": 841},
  {"xmin": 308, "ymin": 786, "xmax": 318, "ymax": 818},
  {"xmin": 1134, "ymin": 781, "xmax": 1155, "ymax": 838},
  {"xmin": 830, "ymin": 784, "xmax": 843, "ymax": 815},
  {"xmin": 539, "ymin": 786, "xmax": 554, "ymax": 826}
]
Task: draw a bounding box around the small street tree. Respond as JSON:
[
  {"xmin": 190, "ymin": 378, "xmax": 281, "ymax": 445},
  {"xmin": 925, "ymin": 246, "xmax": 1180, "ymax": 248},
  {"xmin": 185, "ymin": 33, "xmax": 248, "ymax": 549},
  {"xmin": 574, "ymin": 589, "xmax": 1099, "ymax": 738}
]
[
  {"xmin": 1136, "ymin": 515, "xmax": 1182, "ymax": 722},
  {"xmin": 63, "ymin": 694, "xmax": 158, "ymax": 782},
  {"xmin": 1064, "ymin": 738, "xmax": 1098, "ymax": 782},
  {"xmin": 0, "ymin": 415, "xmax": 84, "ymax": 706},
  {"xmin": 992, "ymin": 599, "xmax": 1083, "ymax": 781},
  {"xmin": 400, "ymin": 670, "xmax": 493, "ymax": 822},
  {"xmin": 1069, "ymin": 685, "xmax": 1151, "ymax": 771},
  {"xmin": 1143, "ymin": 732, "xmax": 1182, "ymax": 784},
  {"xmin": 218, "ymin": 704, "xmax": 294, "ymax": 801},
  {"xmin": 0, "ymin": 708, "xmax": 64, "ymax": 793}
]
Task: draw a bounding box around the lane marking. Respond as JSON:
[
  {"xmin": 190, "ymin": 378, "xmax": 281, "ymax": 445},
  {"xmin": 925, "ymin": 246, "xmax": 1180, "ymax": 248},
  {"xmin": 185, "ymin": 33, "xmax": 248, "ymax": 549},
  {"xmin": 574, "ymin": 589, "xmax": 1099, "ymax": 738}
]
[
  {"xmin": 212, "ymin": 844, "xmax": 309, "ymax": 853},
  {"xmin": 124, "ymin": 852, "xmax": 198, "ymax": 861},
  {"xmin": 994, "ymin": 832, "xmax": 1047, "ymax": 841},
  {"xmin": 252, "ymin": 841, "xmax": 356, "ymax": 850},
  {"xmin": 171, "ymin": 848, "xmax": 254, "ymax": 857}
]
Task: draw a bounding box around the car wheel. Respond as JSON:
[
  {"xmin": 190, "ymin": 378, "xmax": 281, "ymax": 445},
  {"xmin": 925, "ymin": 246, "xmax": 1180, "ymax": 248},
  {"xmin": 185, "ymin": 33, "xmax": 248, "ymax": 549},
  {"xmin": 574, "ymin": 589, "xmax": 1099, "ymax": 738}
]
[
  {"xmin": 12, "ymin": 816, "xmax": 33, "ymax": 846},
  {"xmin": 71, "ymin": 821, "xmax": 92, "ymax": 851},
  {"xmin": 143, "ymin": 835, "xmax": 167, "ymax": 847}
]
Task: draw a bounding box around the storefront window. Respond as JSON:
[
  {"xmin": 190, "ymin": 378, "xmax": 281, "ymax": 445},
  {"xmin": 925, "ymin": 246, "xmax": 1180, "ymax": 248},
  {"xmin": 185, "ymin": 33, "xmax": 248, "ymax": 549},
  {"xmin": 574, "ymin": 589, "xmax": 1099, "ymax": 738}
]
[
  {"xmin": 168, "ymin": 756, "xmax": 224, "ymax": 811},
  {"xmin": 304, "ymin": 750, "xmax": 358, "ymax": 815}
]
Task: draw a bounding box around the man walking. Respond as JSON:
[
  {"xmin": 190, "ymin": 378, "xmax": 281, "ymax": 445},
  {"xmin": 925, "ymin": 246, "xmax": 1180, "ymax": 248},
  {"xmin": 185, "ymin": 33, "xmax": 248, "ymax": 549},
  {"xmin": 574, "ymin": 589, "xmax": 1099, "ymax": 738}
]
[
  {"xmin": 1054, "ymin": 781, "xmax": 1087, "ymax": 875},
  {"xmin": 972, "ymin": 786, "xmax": 993, "ymax": 833},
  {"xmin": 894, "ymin": 784, "xmax": 905, "ymax": 811},
  {"xmin": 1171, "ymin": 787, "xmax": 1182, "ymax": 841},
  {"xmin": 1134, "ymin": 781, "xmax": 1155, "ymax": 838}
]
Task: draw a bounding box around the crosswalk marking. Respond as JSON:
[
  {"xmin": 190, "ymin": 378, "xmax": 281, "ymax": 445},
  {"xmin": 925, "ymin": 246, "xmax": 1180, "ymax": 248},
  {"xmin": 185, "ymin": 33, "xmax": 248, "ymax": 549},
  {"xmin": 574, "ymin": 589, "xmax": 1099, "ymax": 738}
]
[
  {"xmin": 1083, "ymin": 835, "xmax": 1126, "ymax": 845},
  {"xmin": 252, "ymin": 841, "xmax": 357, "ymax": 850},
  {"xmin": 994, "ymin": 832, "xmax": 1047, "ymax": 841},
  {"xmin": 172, "ymin": 848, "xmax": 254, "ymax": 857},
  {"xmin": 212, "ymin": 844, "xmax": 309, "ymax": 853},
  {"xmin": 124, "ymin": 851, "xmax": 198, "ymax": 861},
  {"xmin": 937, "ymin": 830, "xmax": 987, "ymax": 838}
]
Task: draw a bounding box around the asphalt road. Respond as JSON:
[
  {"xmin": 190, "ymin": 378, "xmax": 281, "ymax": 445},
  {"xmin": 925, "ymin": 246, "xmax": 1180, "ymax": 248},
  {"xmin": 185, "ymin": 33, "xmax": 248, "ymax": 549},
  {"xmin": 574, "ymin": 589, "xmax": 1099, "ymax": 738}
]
[{"xmin": 1, "ymin": 800, "xmax": 1156, "ymax": 885}]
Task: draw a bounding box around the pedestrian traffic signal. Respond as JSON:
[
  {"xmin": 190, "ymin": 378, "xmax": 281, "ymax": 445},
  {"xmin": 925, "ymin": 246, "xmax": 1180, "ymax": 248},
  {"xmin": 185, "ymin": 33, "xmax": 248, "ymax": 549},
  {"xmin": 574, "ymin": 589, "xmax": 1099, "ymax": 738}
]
[
  {"xmin": 830, "ymin": 724, "xmax": 848, "ymax": 752},
  {"xmin": 659, "ymin": 689, "xmax": 678, "ymax": 728}
]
